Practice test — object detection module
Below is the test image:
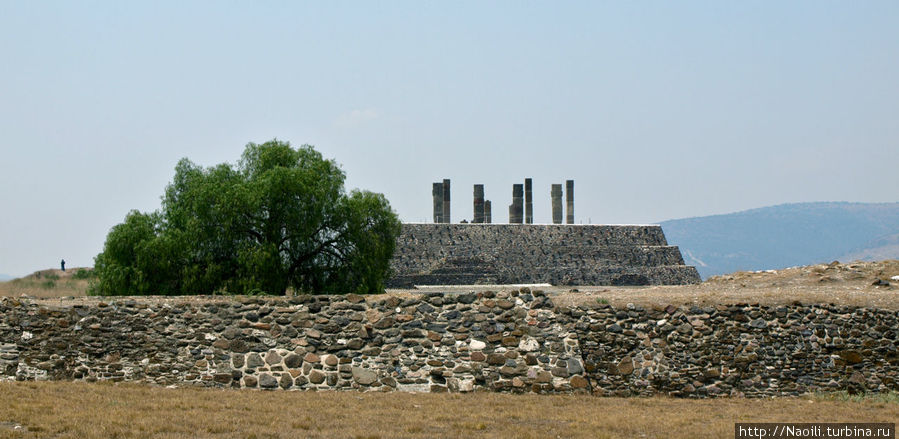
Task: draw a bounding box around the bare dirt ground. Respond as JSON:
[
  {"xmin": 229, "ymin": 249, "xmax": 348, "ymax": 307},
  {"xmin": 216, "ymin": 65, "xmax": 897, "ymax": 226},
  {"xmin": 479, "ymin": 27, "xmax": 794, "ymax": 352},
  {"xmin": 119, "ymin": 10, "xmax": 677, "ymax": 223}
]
[{"xmin": 3, "ymin": 260, "xmax": 898, "ymax": 309}]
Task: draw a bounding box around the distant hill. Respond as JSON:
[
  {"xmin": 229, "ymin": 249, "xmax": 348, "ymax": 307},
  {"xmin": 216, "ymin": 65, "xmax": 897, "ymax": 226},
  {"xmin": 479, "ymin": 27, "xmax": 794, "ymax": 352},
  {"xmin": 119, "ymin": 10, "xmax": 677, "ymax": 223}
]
[
  {"xmin": 0, "ymin": 274, "xmax": 12, "ymax": 281},
  {"xmin": 660, "ymin": 202, "xmax": 899, "ymax": 279}
]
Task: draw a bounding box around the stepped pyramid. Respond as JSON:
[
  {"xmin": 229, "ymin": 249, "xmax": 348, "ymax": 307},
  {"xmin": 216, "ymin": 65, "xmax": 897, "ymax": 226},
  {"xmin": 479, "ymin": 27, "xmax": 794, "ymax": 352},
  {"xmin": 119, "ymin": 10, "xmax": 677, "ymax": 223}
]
[{"xmin": 386, "ymin": 223, "xmax": 701, "ymax": 288}]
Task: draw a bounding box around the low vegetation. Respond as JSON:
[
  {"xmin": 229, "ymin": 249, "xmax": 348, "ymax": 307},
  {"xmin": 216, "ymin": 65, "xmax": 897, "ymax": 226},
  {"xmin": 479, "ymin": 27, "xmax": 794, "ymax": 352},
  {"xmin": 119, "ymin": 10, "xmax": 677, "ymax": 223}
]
[
  {"xmin": 0, "ymin": 269, "xmax": 92, "ymax": 299},
  {"xmin": 0, "ymin": 382, "xmax": 896, "ymax": 439}
]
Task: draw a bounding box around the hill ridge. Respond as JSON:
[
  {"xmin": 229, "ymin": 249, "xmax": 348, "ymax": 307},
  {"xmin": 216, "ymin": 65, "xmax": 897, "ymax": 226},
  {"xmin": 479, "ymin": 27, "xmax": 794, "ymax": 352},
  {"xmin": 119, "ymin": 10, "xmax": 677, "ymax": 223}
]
[{"xmin": 660, "ymin": 201, "xmax": 899, "ymax": 278}]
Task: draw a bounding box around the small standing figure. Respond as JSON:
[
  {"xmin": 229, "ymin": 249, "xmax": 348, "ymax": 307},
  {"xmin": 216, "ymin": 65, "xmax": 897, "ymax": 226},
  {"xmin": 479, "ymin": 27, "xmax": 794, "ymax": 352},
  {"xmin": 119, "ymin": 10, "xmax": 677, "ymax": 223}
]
[{"xmin": 61, "ymin": 259, "xmax": 66, "ymax": 272}]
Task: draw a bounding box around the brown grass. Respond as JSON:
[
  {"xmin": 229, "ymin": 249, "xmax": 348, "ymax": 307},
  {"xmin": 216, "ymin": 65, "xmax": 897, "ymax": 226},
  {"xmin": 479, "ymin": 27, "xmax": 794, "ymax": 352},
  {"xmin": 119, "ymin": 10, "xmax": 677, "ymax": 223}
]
[
  {"xmin": 0, "ymin": 382, "xmax": 895, "ymax": 439},
  {"xmin": 0, "ymin": 268, "xmax": 91, "ymax": 299},
  {"xmin": 6, "ymin": 261, "xmax": 899, "ymax": 310},
  {"xmin": 554, "ymin": 260, "xmax": 899, "ymax": 309}
]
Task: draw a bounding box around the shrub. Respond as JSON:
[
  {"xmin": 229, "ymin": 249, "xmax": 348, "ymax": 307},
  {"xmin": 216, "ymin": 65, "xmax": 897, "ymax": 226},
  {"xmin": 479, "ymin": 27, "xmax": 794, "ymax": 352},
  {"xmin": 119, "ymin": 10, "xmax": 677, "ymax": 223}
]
[{"xmin": 72, "ymin": 269, "xmax": 95, "ymax": 280}]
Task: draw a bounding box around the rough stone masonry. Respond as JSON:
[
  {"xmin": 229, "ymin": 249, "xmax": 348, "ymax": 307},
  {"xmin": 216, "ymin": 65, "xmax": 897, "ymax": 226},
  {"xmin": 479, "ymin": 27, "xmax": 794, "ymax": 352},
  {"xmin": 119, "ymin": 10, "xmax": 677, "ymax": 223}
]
[
  {"xmin": 1, "ymin": 293, "xmax": 895, "ymax": 397},
  {"xmin": 387, "ymin": 224, "xmax": 701, "ymax": 288}
]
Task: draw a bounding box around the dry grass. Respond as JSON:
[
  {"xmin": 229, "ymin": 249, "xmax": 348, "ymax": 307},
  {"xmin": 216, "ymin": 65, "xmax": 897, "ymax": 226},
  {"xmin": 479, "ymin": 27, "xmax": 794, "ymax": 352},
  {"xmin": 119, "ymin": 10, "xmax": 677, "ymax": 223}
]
[
  {"xmin": 0, "ymin": 268, "xmax": 91, "ymax": 299},
  {"xmin": 554, "ymin": 260, "xmax": 899, "ymax": 309},
  {"xmin": 0, "ymin": 382, "xmax": 895, "ymax": 439},
  {"xmin": 6, "ymin": 261, "xmax": 899, "ymax": 310}
]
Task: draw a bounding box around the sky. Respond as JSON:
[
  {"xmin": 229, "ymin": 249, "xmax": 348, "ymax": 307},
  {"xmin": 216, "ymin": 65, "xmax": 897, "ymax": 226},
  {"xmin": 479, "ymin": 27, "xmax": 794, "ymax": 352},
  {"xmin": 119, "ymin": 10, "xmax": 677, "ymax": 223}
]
[{"xmin": 1, "ymin": 1, "xmax": 897, "ymax": 277}]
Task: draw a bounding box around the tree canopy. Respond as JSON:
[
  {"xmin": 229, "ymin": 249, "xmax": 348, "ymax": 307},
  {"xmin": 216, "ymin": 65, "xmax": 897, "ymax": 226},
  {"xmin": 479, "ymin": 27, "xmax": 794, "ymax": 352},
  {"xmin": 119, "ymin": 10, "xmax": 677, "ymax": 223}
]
[{"xmin": 91, "ymin": 140, "xmax": 401, "ymax": 296}]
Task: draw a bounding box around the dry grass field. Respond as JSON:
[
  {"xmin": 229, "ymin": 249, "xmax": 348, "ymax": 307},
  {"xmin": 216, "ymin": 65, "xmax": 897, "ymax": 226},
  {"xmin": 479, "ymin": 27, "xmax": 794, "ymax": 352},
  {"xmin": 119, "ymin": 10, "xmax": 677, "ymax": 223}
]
[
  {"xmin": 0, "ymin": 382, "xmax": 896, "ymax": 439},
  {"xmin": 4, "ymin": 260, "xmax": 898, "ymax": 309},
  {"xmin": 552, "ymin": 259, "xmax": 899, "ymax": 309},
  {"xmin": 0, "ymin": 268, "xmax": 93, "ymax": 299}
]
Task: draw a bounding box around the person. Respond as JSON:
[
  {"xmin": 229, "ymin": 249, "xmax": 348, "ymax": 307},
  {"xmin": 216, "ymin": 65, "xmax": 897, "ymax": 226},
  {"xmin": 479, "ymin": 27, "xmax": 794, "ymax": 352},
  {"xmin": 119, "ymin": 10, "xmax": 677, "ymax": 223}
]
[{"xmin": 61, "ymin": 259, "xmax": 65, "ymax": 272}]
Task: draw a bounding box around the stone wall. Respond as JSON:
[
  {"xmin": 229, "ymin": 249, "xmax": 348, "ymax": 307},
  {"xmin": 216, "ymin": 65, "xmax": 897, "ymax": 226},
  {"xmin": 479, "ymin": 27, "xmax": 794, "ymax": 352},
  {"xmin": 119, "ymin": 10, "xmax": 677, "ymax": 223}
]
[
  {"xmin": 387, "ymin": 224, "xmax": 701, "ymax": 287},
  {"xmin": 1, "ymin": 294, "xmax": 896, "ymax": 397}
]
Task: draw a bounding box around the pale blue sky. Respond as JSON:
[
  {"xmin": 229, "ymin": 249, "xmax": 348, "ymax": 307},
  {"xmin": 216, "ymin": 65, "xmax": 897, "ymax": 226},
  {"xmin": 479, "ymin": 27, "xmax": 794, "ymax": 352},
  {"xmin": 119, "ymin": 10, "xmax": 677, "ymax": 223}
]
[{"xmin": 1, "ymin": 2, "xmax": 897, "ymax": 277}]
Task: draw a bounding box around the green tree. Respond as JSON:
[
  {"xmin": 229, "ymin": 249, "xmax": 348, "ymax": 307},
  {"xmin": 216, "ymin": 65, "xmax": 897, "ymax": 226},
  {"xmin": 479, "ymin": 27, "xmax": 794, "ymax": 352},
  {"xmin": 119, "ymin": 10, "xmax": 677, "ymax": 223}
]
[{"xmin": 90, "ymin": 140, "xmax": 401, "ymax": 296}]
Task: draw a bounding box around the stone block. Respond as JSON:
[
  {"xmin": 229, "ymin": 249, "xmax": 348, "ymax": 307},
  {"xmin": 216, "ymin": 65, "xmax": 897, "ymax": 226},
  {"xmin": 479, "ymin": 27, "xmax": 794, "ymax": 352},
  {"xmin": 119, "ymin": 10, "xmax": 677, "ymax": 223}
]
[
  {"xmin": 284, "ymin": 354, "xmax": 302, "ymax": 368},
  {"xmin": 352, "ymin": 367, "xmax": 378, "ymax": 385},
  {"xmin": 265, "ymin": 351, "xmax": 282, "ymax": 366},
  {"xmin": 259, "ymin": 373, "xmax": 278, "ymax": 389},
  {"xmin": 246, "ymin": 353, "xmax": 264, "ymax": 368},
  {"xmin": 279, "ymin": 373, "xmax": 293, "ymax": 389}
]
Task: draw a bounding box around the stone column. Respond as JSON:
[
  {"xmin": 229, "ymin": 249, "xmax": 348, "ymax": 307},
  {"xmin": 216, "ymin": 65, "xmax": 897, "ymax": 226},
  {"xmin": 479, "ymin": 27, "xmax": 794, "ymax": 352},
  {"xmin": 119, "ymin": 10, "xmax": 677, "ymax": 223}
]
[
  {"xmin": 442, "ymin": 179, "xmax": 451, "ymax": 223},
  {"xmin": 566, "ymin": 179, "xmax": 574, "ymax": 224},
  {"xmin": 473, "ymin": 184, "xmax": 485, "ymax": 223},
  {"xmin": 551, "ymin": 184, "xmax": 562, "ymax": 224},
  {"xmin": 511, "ymin": 184, "xmax": 523, "ymax": 223},
  {"xmin": 432, "ymin": 182, "xmax": 444, "ymax": 223},
  {"xmin": 484, "ymin": 200, "xmax": 492, "ymax": 224},
  {"xmin": 524, "ymin": 178, "xmax": 533, "ymax": 224}
]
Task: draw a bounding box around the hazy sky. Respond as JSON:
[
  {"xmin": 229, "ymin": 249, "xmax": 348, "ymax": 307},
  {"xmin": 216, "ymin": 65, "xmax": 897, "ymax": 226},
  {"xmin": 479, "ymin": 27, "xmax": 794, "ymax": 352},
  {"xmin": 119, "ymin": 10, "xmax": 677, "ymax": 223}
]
[{"xmin": 1, "ymin": 2, "xmax": 897, "ymax": 277}]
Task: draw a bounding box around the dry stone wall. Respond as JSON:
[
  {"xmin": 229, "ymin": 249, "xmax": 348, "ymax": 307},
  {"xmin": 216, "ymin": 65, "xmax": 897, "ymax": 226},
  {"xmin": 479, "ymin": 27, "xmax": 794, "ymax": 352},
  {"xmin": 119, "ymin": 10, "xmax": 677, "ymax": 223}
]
[
  {"xmin": 387, "ymin": 224, "xmax": 701, "ymax": 287},
  {"xmin": 1, "ymin": 294, "xmax": 896, "ymax": 397}
]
